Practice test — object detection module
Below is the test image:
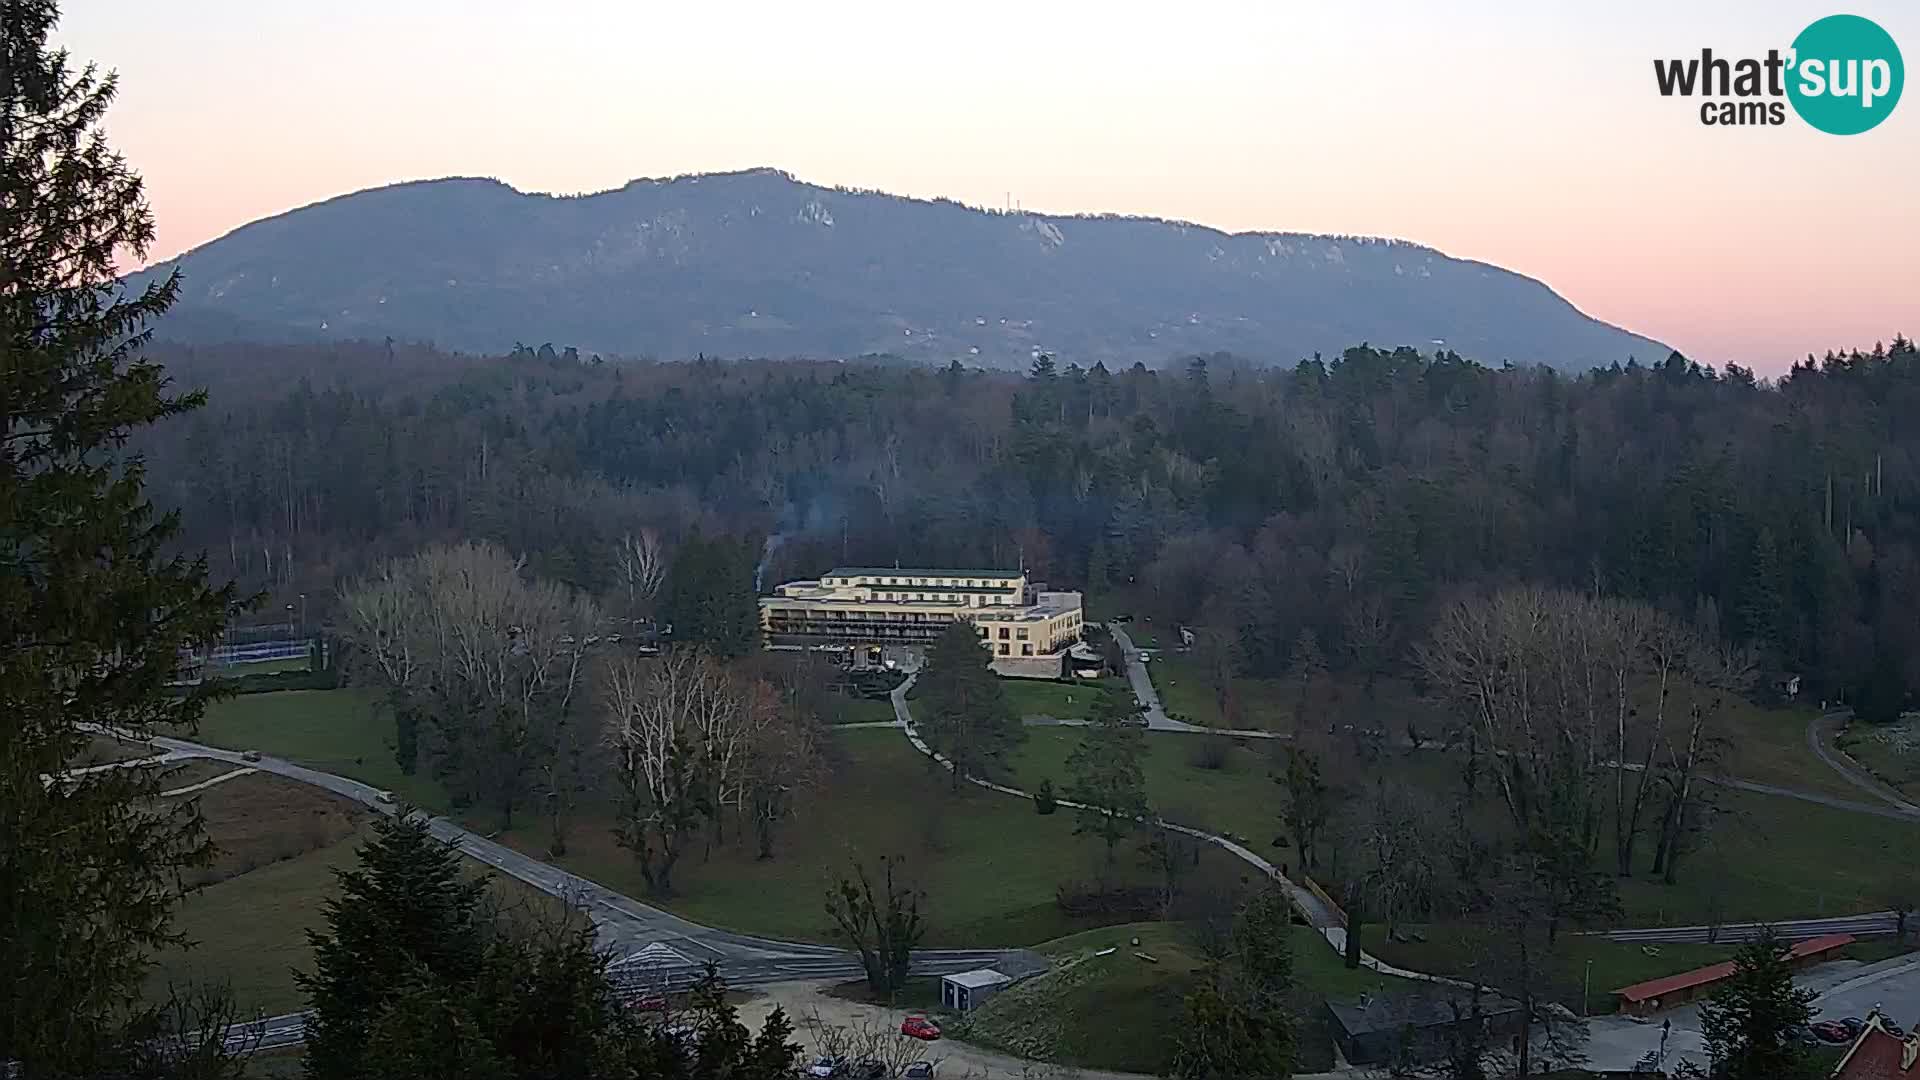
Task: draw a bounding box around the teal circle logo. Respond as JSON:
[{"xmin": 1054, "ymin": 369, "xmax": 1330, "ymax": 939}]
[{"xmin": 1787, "ymin": 14, "xmax": 1903, "ymax": 134}]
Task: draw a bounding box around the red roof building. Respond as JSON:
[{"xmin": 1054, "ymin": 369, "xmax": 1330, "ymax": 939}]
[
  {"xmin": 1610, "ymin": 934, "xmax": 1855, "ymax": 1017},
  {"xmin": 1832, "ymin": 1013, "xmax": 1919, "ymax": 1079}
]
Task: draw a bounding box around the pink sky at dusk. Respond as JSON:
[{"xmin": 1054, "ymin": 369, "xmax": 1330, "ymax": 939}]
[{"xmin": 58, "ymin": 0, "xmax": 1919, "ymax": 372}]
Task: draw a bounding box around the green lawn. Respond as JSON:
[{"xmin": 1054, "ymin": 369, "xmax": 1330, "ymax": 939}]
[
  {"xmin": 1009, "ymin": 722, "xmax": 1917, "ymax": 927},
  {"xmin": 495, "ymin": 729, "xmax": 1245, "ymax": 947},
  {"xmin": 959, "ymin": 920, "xmax": 1410, "ymax": 1074},
  {"xmin": 1002, "ymin": 728, "xmax": 1279, "ymax": 845},
  {"xmin": 1610, "ymin": 786, "xmax": 1917, "ymax": 925},
  {"xmin": 1371, "ymin": 930, "xmax": 1739, "ymax": 1013},
  {"xmin": 193, "ymin": 689, "xmax": 449, "ymax": 810},
  {"xmin": 1000, "ymin": 677, "xmax": 1128, "ymax": 722},
  {"xmin": 824, "ymin": 693, "xmax": 897, "ymax": 725}
]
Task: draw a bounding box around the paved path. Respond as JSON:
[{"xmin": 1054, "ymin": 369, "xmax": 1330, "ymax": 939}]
[
  {"xmin": 84, "ymin": 727, "xmax": 1037, "ymax": 1053},
  {"xmin": 887, "ymin": 674, "xmax": 1465, "ymax": 989},
  {"xmin": 1808, "ymin": 712, "xmax": 1920, "ymax": 817},
  {"xmin": 1110, "ymin": 624, "xmax": 1920, "ymax": 821},
  {"xmin": 160, "ymin": 765, "xmax": 257, "ymax": 797}
]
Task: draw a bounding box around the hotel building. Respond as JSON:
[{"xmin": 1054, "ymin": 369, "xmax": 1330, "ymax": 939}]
[{"xmin": 760, "ymin": 567, "xmax": 1084, "ymax": 678}]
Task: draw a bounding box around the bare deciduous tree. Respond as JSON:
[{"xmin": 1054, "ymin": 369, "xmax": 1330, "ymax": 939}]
[
  {"xmin": 342, "ymin": 541, "xmax": 602, "ymax": 836},
  {"xmin": 612, "ymin": 528, "xmax": 668, "ymax": 618}
]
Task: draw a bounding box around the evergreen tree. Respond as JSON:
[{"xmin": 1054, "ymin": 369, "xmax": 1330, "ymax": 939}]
[
  {"xmin": 1065, "ymin": 688, "xmax": 1150, "ymax": 874},
  {"xmin": 1737, "ymin": 527, "xmax": 1785, "ymax": 656},
  {"xmin": 1, "ymin": 1, "xmax": 237, "ymax": 1071},
  {"xmin": 915, "ymin": 620, "xmax": 1021, "ymax": 790},
  {"xmin": 300, "ymin": 810, "xmax": 488, "ymax": 1078},
  {"xmin": 661, "ymin": 533, "xmax": 758, "ymax": 657},
  {"xmin": 1172, "ymin": 885, "xmax": 1296, "ymax": 1079},
  {"xmin": 1695, "ymin": 930, "xmax": 1818, "ymax": 1080}
]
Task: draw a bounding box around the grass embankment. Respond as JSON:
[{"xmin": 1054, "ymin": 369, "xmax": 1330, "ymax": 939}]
[
  {"xmin": 152, "ymin": 769, "xmax": 575, "ymax": 1017},
  {"xmin": 194, "ymin": 689, "xmax": 449, "ymax": 809},
  {"xmin": 956, "ymin": 921, "xmax": 1409, "ymax": 1074}
]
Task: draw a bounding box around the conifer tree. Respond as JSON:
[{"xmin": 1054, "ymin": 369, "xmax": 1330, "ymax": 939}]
[
  {"xmin": 1, "ymin": 0, "xmax": 236, "ymax": 1069},
  {"xmin": 915, "ymin": 620, "xmax": 1020, "ymax": 789},
  {"xmin": 299, "ymin": 810, "xmax": 487, "ymax": 1078},
  {"xmin": 1694, "ymin": 930, "xmax": 1818, "ymax": 1080}
]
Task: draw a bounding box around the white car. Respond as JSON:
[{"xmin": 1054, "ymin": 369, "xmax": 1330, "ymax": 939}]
[{"xmin": 374, "ymin": 790, "xmax": 396, "ymax": 805}]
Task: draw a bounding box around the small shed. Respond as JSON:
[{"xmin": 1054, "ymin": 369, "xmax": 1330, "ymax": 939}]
[
  {"xmin": 941, "ymin": 968, "xmax": 1012, "ymax": 1013},
  {"xmin": 1326, "ymin": 992, "xmax": 1521, "ymax": 1067}
]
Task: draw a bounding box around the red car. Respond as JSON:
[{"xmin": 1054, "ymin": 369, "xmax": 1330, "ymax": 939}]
[
  {"xmin": 901, "ymin": 1015, "xmax": 941, "ymax": 1041},
  {"xmin": 626, "ymin": 994, "xmax": 668, "ymax": 1012}
]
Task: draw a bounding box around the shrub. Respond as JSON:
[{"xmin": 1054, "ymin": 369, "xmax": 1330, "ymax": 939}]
[{"xmin": 1035, "ymin": 777, "xmax": 1058, "ymax": 815}]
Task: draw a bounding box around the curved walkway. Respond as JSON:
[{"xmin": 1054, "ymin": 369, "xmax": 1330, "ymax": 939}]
[
  {"xmin": 1807, "ymin": 712, "xmax": 1920, "ymax": 817},
  {"xmin": 886, "ymin": 674, "xmax": 1461, "ymax": 988}
]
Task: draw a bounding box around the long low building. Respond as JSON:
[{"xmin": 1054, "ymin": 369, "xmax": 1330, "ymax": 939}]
[{"xmin": 760, "ymin": 567, "xmax": 1084, "ymax": 678}]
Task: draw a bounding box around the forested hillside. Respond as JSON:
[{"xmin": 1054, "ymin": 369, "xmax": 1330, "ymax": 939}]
[
  {"xmin": 133, "ymin": 168, "xmax": 1666, "ymax": 371},
  {"xmin": 140, "ymin": 337, "xmax": 1920, "ymax": 714}
]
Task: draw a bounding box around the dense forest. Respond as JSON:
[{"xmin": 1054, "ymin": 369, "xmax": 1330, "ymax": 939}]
[{"xmin": 138, "ymin": 335, "xmax": 1920, "ymax": 716}]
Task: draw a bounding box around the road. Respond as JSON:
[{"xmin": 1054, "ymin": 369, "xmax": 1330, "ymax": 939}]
[{"xmin": 121, "ymin": 730, "xmax": 1038, "ymax": 1051}]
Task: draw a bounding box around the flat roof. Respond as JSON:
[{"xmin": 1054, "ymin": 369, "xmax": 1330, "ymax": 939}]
[
  {"xmin": 1612, "ymin": 934, "xmax": 1854, "ymax": 1003},
  {"xmin": 826, "ymin": 568, "xmax": 1024, "ymax": 580},
  {"xmin": 943, "ymin": 969, "xmax": 1013, "ymax": 989}
]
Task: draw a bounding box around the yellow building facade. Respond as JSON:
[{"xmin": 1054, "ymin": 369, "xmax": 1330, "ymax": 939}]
[{"xmin": 759, "ymin": 567, "xmax": 1084, "ymax": 677}]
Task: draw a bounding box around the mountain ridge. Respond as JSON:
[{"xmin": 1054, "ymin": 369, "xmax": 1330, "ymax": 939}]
[{"xmin": 139, "ymin": 167, "xmax": 1669, "ymax": 370}]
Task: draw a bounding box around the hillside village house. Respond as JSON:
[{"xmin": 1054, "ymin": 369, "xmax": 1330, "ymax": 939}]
[{"xmin": 760, "ymin": 567, "xmax": 1083, "ymax": 678}]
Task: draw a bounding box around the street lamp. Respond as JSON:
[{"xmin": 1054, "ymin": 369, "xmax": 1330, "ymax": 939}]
[
  {"xmin": 1583, "ymin": 958, "xmax": 1593, "ymax": 1017},
  {"xmin": 285, "ymin": 603, "xmax": 295, "ymax": 640}
]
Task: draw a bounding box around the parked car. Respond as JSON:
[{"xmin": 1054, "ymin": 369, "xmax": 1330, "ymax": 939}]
[
  {"xmin": 849, "ymin": 1061, "xmax": 886, "ymax": 1080},
  {"xmin": 1841, "ymin": 1017, "xmax": 1867, "ymax": 1036},
  {"xmin": 625, "ymin": 993, "xmax": 667, "ymax": 1012},
  {"xmin": 374, "ymin": 790, "xmax": 396, "ymax": 805},
  {"xmin": 901, "ymin": 1015, "xmax": 941, "ymax": 1040},
  {"xmin": 240, "ymin": 749, "xmax": 262, "ymax": 762},
  {"xmin": 804, "ymin": 1056, "xmax": 848, "ymax": 1078},
  {"xmin": 1811, "ymin": 1020, "xmax": 1852, "ymax": 1044},
  {"xmin": 902, "ymin": 1063, "xmax": 936, "ymax": 1079},
  {"xmin": 1885, "ymin": 1021, "xmax": 1908, "ymax": 1039}
]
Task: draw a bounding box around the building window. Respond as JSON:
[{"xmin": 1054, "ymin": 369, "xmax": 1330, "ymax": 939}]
[
  {"xmin": 1016, "ymin": 628, "xmax": 1029, "ymax": 640},
  {"xmin": 1022, "ymin": 644, "xmax": 1034, "ymax": 656},
  {"xmin": 998, "ymin": 628, "xmax": 1010, "ymax": 640},
  {"xmin": 998, "ymin": 643, "xmax": 1010, "ymax": 655}
]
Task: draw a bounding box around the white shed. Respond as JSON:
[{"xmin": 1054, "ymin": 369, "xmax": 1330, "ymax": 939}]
[{"xmin": 940, "ymin": 968, "xmax": 1013, "ymax": 1012}]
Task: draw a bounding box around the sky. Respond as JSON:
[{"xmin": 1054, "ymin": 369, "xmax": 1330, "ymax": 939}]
[{"xmin": 58, "ymin": 1, "xmax": 1919, "ymax": 372}]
